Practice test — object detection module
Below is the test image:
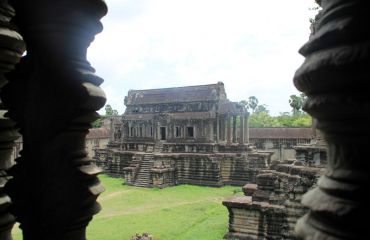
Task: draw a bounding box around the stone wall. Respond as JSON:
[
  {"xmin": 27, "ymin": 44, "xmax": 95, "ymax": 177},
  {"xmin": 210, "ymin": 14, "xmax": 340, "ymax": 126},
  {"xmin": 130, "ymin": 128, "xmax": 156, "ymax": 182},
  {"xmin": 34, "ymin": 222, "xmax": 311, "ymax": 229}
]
[
  {"xmin": 94, "ymin": 143, "xmax": 272, "ymax": 188},
  {"xmin": 223, "ymin": 162, "xmax": 324, "ymax": 239}
]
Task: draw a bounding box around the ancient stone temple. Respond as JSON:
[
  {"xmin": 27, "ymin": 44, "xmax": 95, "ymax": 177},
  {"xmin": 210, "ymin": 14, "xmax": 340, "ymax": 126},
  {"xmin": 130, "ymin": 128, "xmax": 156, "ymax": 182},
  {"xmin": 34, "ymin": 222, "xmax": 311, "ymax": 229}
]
[
  {"xmin": 223, "ymin": 135, "xmax": 327, "ymax": 239},
  {"xmin": 94, "ymin": 82, "xmax": 273, "ymax": 188},
  {"xmin": 0, "ymin": 0, "xmax": 369, "ymax": 239}
]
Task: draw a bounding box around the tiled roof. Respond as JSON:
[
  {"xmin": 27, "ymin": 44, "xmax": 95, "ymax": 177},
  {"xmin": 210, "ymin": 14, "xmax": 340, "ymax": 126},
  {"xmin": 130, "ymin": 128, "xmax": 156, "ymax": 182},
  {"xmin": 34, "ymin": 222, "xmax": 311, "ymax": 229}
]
[
  {"xmin": 218, "ymin": 101, "xmax": 241, "ymax": 114},
  {"xmin": 125, "ymin": 82, "xmax": 226, "ymax": 105},
  {"xmin": 86, "ymin": 127, "xmax": 110, "ymax": 139},
  {"xmin": 249, "ymin": 128, "xmax": 313, "ymax": 139},
  {"xmin": 124, "ymin": 112, "xmax": 212, "ymax": 120}
]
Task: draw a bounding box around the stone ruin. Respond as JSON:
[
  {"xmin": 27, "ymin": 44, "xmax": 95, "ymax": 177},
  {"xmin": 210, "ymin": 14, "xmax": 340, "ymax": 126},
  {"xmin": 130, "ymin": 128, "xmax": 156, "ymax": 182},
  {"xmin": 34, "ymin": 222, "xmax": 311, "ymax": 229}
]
[
  {"xmin": 94, "ymin": 82, "xmax": 273, "ymax": 188},
  {"xmin": 131, "ymin": 233, "xmax": 153, "ymax": 240},
  {"xmin": 222, "ymin": 136, "xmax": 327, "ymax": 239}
]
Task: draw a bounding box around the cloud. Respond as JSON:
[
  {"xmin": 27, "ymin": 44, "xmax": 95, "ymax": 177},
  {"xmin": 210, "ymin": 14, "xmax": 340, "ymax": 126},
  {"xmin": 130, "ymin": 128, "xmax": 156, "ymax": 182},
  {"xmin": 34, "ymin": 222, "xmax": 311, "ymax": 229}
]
[{"xmin": 88, "ymin": 0, "xmax": 318, "ymax": 115}]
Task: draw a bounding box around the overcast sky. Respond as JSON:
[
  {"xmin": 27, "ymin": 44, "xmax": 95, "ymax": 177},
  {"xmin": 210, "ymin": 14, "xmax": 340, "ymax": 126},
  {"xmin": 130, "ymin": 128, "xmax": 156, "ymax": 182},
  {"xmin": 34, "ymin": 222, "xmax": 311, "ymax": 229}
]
[{"xmin": 87, "ymin": 0, "xmax": 317, "ymax": 116}]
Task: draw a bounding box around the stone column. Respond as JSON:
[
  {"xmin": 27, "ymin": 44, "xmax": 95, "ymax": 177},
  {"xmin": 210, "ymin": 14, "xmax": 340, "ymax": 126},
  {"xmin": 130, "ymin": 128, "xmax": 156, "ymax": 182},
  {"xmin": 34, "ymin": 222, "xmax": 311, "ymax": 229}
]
[
  {"xmin": 294, "ymin": 1, "xmax": 370, "ymax": 238},
  {"xmin": 0, "ymin": 1, "xmax": 25, "ymax": 239},
  {"xmin": 128, "ymin": 122, "xmax": 132, "ymax": 138},
  {"xmin": 239, "ymin": 113, "xmax": 244, "ymax": 144},
  {"xmin": 244, "ymin": 113, "xmax": 249, "ymax": 143},
  {"xmin": 227, "ymin": 114, "xmax": 231, "ymax": 144},
  {"xmin": 232, "ymin": 115, "xmax": 237, "ymax": 143},
  {"xmin": 2, "ymin": 0, "xmax": 107, "ymax": 239},
  {"xmin": 216, "ymin": 114, "xmax": 219, "ymax": 143},
  {"xmin": 208, "ymin": 120, "xmax": 213, "ymax": 141},
  {"xmin": 109, "ymin": 117, "xmax": 114, "ymax": 142},
  {"xmin": 157, "ymin": 122, "xmax": 160, "ymax": 141}
]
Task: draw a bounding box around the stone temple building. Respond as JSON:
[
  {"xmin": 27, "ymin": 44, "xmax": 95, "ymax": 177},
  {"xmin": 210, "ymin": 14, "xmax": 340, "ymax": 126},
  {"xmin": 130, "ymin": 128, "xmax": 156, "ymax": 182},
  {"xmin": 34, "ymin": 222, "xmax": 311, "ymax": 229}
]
[
  {"xmin": 0, "ymin": 1, "xmax": 369, "ymax": 239},
  {"xmin": 94, "ymin": 82, "xmax": 273, "ymax": 188}
]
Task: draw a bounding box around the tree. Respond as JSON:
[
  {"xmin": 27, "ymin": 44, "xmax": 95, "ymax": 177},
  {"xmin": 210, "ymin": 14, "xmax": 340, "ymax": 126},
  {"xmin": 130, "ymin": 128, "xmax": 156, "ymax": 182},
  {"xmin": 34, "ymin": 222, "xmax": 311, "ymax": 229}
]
[
  {"xmin": 91, "ymin": 104, "xmax": 119, "ymax": 128},
  {"xmin": 249, "ymin": 112, "xmax": 278, "ymax": 128},
  {"xmin": 105, "ymin": 104, "xmax": 119, "ymax": 116},
  {"xmin": 255, "ymin": 104, "xmax": 269, "ymax": 114},
  {"xmin": 247, "ymin": 96, "xmax": 258, "ymax": 113},
  {"xmin": 289, "ymin": 93, "xmax": 307, "ymax": 115},
  {"xmin": 239, "ymin": 100, "xmax": 248, "ymax": 109}
]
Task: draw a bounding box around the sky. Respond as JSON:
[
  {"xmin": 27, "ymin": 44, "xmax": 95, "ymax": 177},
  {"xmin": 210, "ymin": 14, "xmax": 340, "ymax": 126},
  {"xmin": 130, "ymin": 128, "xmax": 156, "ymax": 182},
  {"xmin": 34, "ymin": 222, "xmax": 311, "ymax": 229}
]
[{"xmin": 87, "ymin": 0, "xmax": 317, "ymax": 116}]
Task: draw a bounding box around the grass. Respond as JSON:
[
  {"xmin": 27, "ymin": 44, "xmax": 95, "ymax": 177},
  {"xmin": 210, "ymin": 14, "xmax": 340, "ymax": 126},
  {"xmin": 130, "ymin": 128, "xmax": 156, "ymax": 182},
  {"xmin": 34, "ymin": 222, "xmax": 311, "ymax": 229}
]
[{"xmin": 12, "ymin": 175, "xmax": 243, "ymax": 240}]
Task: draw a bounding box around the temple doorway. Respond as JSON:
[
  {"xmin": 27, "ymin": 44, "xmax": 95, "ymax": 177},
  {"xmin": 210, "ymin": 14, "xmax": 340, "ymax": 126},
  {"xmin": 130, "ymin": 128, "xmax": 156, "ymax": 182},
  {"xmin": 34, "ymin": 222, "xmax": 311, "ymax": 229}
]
[{"xmin": 160, "ymin": 127, "xmax": 166, "ymax": 140}]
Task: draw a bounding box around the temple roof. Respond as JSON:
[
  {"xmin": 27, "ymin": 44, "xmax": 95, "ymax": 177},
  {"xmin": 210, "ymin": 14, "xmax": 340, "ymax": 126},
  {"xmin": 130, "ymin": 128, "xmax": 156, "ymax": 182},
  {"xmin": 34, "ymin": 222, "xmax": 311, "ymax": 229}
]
[
  {"xmin": 125, "ymin": 82, "xmax": 227, "ymax": 105},
  {"xmin": 249, "ymin": 128, "xmax": 313, "ymax": 139},
  {"xmin": 218, "ymin": 101, "xmax": 242, "ymax": 114},
  {"xmin": 124, "ymin": 111, "xmax": 213, "ymax": 120},
  {"xmin": 86, "ymin": 127, "xmax": 110, "ymax": 139}
]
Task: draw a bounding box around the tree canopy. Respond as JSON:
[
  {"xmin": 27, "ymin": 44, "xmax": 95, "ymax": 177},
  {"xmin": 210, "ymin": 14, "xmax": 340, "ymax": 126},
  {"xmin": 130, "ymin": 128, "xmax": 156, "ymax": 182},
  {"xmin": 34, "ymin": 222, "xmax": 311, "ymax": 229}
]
[
  {"xmin": 241, "ymin": 95, "xmax": 312, "ymax": 128},
  {"xmin": 91, "ymin": 104, "xmax": 119, "ymax": 128}
]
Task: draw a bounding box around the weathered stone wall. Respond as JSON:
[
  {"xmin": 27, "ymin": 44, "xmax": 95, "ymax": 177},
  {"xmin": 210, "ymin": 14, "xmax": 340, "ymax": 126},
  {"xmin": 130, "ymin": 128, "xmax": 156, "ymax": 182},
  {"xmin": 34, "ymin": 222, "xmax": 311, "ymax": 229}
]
[
  {"xmin": 223, "ymin": 162, "xmax": 324, "ymax": 239},
  {"xmin": 176, "ymin": 155, "xmax": 223, "ymax": 187},
  {"xmin": 93, "ymin": 149, "xmax": 133, "ymax": 177},
  {"xmin": 95, "ymin": 142, "xmax": 272, "ymax": 188}
]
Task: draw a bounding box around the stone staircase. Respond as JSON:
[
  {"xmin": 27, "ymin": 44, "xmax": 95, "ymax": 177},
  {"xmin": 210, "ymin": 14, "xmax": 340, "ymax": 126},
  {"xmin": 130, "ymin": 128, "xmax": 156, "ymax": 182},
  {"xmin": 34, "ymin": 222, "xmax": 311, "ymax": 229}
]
[{"xmin": 133, "ymin": 153, "xmax": 154, "ymax": 187}]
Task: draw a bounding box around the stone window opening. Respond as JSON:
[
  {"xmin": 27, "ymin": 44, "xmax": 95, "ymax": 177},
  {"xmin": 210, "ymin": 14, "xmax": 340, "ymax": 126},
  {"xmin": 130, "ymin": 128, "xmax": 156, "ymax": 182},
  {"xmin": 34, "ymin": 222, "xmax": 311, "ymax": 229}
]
[
  {"xmin": 160, "ymin": 127, "xmax": 166, "ymax": 140},
  {"xmin": 187, "ymin": 126, "xmax": 194, "ymax": 138},
  {"xmin": 175, "ymin": 126, "xmax": 181, "ymax": 138}
]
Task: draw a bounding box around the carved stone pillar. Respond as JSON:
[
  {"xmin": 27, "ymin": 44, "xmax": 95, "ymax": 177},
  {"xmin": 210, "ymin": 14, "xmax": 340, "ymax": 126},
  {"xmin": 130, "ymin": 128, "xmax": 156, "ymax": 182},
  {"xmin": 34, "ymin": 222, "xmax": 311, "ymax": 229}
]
[
  {"xmin": 294, "ymin": 0, "xmax": 370, "ymax": 238},
  {"xmin": 216, "ymin": 113, "xmax": 219, "ymax": 143},
  {"xmin": 227, "ymin": 113, "xmax": 231, "ymax": 144},
  {"xmin": 232, "ymin": 115, "xmax": 236, "ymax": 143},
  {"xmin": 109, "ymin": 117, "xmax": 114, "ymax": 142},
  {"xmin": 128, "ymin": 122, "xmax": 132, "ymax": 138},
  {"xmin": 208, "ymin": 119, "xmax": 213, "ymax": 141},
  {"xmin": 0, "ymin": 1, "xmax": 25, "ymax": 239},
  {"xmin": 2, "ymin": 0, "xmax": 107, "ymax": 239},
  {"xmin": 244, "ymin": 113, "xmax": 249, "ymax": 143},
  {"xmin": 239, "ymin": 112, "xmax": 244, "ymax": 144}
]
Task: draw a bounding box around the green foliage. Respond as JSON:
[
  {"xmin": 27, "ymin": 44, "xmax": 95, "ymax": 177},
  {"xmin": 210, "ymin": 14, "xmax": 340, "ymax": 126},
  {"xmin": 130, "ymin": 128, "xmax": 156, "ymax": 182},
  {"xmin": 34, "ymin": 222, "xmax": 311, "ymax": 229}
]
[
  {"xmin": 289, "ymin": 93, "xmax": 307, "ymax": 115},
  {"xmin": 91, "ymin": 104, "xmax": 119, "ymax": 128},
  {"xmin": 275, "ymin": 113, "xmax": 312, "ymax": 127},
  {"xmin": 105, "ymin": 104, "xmax": 119, "ymax": 116},
  {"xmin": 255, "ymin": 104, "xmax": 269, "ymax": 114},
  {"xmin": 250, "ymin": 112, "xmax": 278, "ymax": 128},
  {"xmin": 91, "ymin": 118, "xmax": 103, "ymax": 128},
  {"xmin": 250, "ymin": 111, "xmax": 311, "ymax": 128},
  {"xmin": 239, "ymin": 96, "xmax": 264, "ymax": 114},
  {"xmin": 247, "ymin": 96, "xmax": 258, "ymax": 113}
]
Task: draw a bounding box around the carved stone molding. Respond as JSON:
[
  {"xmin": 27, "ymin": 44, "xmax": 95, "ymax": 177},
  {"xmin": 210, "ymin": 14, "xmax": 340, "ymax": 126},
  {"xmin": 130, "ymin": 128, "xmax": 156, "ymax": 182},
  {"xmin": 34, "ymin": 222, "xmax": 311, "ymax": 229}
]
[
  {"xmin": 1, "ymin": 0, "xmax": 107, "ymax": 239},
  {"xmin": 294, "ymin": 0, "xmax": 370, "ymax": 238},
  {"xmin": 0, "ymin": 1, "xmax": 25, "ymax": 239}
]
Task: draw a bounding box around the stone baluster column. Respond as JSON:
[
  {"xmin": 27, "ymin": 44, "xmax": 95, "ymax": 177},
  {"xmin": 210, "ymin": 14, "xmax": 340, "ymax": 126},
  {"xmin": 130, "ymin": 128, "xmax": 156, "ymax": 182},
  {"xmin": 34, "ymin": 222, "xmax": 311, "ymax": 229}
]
[
  {"xmin": 2, "ymin": 0, "xmax": 107, "ymax": 239},
  {"xmin": 294, "ymin": 0, "xmax": 370, "ymax": 238},
  {"xmin": 0, "ymin": 1, "xmax": 25, "ymax": 239},
  {"xmin": 232, "ymin": 115, "xmax": 237, "ymax": 143}
]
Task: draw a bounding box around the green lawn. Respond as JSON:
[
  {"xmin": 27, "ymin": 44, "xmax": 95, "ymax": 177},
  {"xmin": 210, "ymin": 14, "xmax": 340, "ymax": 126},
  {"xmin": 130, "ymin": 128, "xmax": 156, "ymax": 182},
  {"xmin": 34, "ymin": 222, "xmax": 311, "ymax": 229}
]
[{"xmin": 12, "ymin": 175, "xmax": 242, "ymax": 240}]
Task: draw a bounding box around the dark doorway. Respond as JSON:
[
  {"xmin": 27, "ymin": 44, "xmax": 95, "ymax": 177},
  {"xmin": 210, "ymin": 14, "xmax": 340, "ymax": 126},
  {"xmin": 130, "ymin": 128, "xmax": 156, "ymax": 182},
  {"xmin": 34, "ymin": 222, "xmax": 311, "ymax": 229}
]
[
  {"xmin": 187, "ymin": 126, "xmax": 194, "ymax": 138},
  {"xmin": 160, "ymin": 127, "xmax": 166, "ymax": 140}
]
